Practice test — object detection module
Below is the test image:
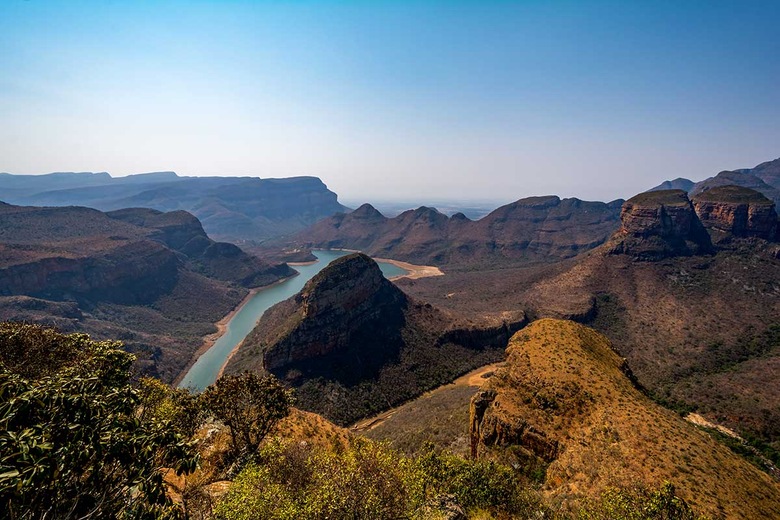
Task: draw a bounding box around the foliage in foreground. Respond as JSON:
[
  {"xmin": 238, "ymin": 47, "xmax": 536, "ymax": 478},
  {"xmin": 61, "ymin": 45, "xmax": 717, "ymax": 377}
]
[
  {"xmin": 579, "ymin": 482, "xmax": 706, "ymax": 520},
  {"xmin": 214, "ymin": 436, "xmax": 706, "ymax": 520},
  {"xmin": 200, "ymin": 372, "xmax": 294, "ymax": 460},
  {"xmin": 214, "ymin": 438, "xmax": 546, "ymax": 520},
  {"xmin": 0, "ymin": 323, "xmax": 198, "ymax": 520},
  {"xmin": 0, "ymin": 322, "xmax": 707, "ymax": 520}
]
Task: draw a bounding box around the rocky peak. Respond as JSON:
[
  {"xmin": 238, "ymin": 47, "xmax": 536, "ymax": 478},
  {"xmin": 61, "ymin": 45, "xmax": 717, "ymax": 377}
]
[
  {"xmin": 649, "ymin": 177, "xmax": 695, "ymax": 193},
  {"xmin": 297, "ymin": 253, "xmax": 390, "ymax": 318},
  {"xmin": 608, "ymin": 189, "xmax": 712, "ymax": 259},
  {"xmin": 350, "ymin": 203, "xmax": 385, "ymax": 220},
  {"xmin": 261, "ymin": 253, "xmax": 406, "ymax": 372},
  {"xmin": 692, "ymin": 186, "xmax": 777, "ymax": 241}
]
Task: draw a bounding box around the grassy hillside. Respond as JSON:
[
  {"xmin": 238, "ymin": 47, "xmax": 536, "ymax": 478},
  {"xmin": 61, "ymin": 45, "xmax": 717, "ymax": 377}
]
[{"xmin": 472, "ymin": 319, "xmax": 780, "ymax": 519}]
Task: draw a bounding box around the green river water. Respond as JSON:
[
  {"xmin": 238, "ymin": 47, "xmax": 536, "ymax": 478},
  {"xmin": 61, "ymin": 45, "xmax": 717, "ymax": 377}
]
[{"xmin": 177, "ymin": 250, "xmax": 408, "ymax": 391}]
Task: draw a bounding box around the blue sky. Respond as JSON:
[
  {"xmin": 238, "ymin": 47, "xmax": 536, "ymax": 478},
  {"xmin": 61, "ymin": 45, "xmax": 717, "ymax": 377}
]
[{"xmin": 1, "ymin": 1, "xmax": 778, "ymax": 203}]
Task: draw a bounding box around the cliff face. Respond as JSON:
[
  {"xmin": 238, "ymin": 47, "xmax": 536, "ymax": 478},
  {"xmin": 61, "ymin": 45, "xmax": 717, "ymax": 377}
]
[
  {"xmin": 291, "ymin": 196, "xmax": 623, "ymax": 267},
  {"xmin": 263, "ymin": 253, "xmax": 407, "ymax": 371},
  {"xmin": 607, "ymin": 190, "xmax": 712, "ymax": 259},
  {"xmin": 107, "ymin": 207, "xmax": 295, "ymax": 286},
  {"xmin": 469, "ymin": 319, "xmax": 780, "ymax": 520},
  {"xmin": 0, "ymin": 240, "xmax": 179, "ymax": 304},
  {"xmin": 692, "ymin": 186, "xmax": 778, "ymax": 241},
  {"xmin": 0, "ymin": 202, "xmax": 293, "ymax": 382},
  {"xmin": 226, "ymin": 253, "xmax": 526, "ymax": 425}
]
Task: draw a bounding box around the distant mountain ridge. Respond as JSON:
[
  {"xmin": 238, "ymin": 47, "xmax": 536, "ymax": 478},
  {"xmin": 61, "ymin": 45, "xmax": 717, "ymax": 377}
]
[
  {"xmin": 0, "ymin": 171, "xmax": 348, "ymax": 242},
  {"xmin": 650, "ymin": 157, "xmax": 780, "ymax": 206},
  {"xmin": 290, "ymin": 196, "xmax": 624, "ymax": 267},
  {"xmin": 0, "ymin": 201, "xmax": 294, "ymax": 381}
]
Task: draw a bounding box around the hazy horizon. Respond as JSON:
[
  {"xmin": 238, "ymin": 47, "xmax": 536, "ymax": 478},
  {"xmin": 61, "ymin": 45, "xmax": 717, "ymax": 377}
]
[{"xmin": 2, "ymin": 1, "xmax": 778, "ymax": 203}]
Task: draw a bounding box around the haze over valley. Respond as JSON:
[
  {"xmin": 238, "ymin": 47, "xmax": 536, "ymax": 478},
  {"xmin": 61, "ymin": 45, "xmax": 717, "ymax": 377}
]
[{"xmin": 2, "ymin": 1, "xmax": 780, "ymax": 519}]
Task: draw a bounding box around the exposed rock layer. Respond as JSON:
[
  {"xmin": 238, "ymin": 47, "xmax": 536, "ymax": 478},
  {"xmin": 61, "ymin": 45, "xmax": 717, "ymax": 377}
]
[
  {"xmin": 607, "ymin": 190, "xmax": 712, "ymax": 259},
  {"xmin": 692, "ymin": 186, "xmax": 778, "ymax": 240}
]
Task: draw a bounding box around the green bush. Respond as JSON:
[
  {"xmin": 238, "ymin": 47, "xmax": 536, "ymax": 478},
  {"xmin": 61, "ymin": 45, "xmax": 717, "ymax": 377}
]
[
  {"xmin": 579, "ymin": 482, "xmax": 706, "ymax": 520},
  {"xmin": 200, "ymin": 372, "xmax": 294, "ymax": 460},
  {"xmin": 214, "ymin": 438, "xmax": 546, "ymax": 520},
  {"xmin": 0, "ymin": 323, "xmax": 198, "ymax": 520}
]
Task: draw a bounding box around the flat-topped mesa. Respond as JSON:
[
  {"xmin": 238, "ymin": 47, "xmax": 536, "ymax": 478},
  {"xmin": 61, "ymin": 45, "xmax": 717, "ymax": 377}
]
[
  {"xmin": 692, "ymin": 186, "xmax": 778, "ymax": 241},
  {"xmin": 608, "ymin": 189, "xmax": 712, "ymax": 259}
]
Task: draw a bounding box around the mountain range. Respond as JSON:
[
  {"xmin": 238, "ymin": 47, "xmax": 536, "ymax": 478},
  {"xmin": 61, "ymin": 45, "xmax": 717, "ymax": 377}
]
[
  {"xmin": 399, "ymin": 186, "xmax": 780, "ymax": 449},
  {"xmin": 0, "ymin": 202, "xmax": 293, "ymax": 381},
  {"xmin": 288, "ymin": 196, "xmax": 624, "ymax": 267},
  {"xmin": 0, "ymin": 171, "xmax": 347, "ymax": 242},
  {"xmin": 651, "ymin": 157, "xmax": 780, "ymax": 206}
]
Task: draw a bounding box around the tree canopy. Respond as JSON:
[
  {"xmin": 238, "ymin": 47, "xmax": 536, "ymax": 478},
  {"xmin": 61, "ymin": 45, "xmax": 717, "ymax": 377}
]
[{"xmin": 0, "ymin": 323, "xmax": 198, "ymax": 520}]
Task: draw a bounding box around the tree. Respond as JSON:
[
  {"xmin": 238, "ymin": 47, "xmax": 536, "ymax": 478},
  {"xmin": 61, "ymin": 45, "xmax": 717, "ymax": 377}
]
[
  {"xmin": 138, "ymin": 376, "xmax": 205, "ymax": 439},
  {"xmin": 200, "ymin": 372, "xmax": 294, "ymax": 458},
  {"xmin": 0, "ymin": 323, "xmax": 198, "ymax": 520}
]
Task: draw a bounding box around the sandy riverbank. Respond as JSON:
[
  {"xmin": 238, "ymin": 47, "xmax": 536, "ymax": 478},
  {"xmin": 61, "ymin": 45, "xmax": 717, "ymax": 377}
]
[
  {"xmin": 375, "ymin": 257, "xmax": 444, "ymax": 281},
  {"xmin": 328, "ymin": 248, "xmax": 444, "ymax": 281}
]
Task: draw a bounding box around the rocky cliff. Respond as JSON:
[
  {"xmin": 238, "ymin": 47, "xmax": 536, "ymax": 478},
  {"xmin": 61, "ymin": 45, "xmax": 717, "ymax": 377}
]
[
  {"xmin": 0, "ymin": 202, "xmax": 293, "ymax": 381},
  {"xmin": 692, "ymin": 186, "xmax": 778, "ymax": 241},
  {"xmin": 469, "ymin": 319, "xmax": 780, "ymax": 519},
  {"xmin": 262, "ymin": 253, "xmax": 407, "ymax": 371},
  {"xmin": 107, "ymin": 207, "xmax": 294, "ymax": 286},
  {"xmin": 607, "ymin": 189, "xmax": 712, "ymax": 259},
  {"xmin": 289, "ymin": 196, "xmax": 623, "ymax": 268},
  {"xmin": 225, "ymin": 253, "xmax": 527, "ymax": 425}
]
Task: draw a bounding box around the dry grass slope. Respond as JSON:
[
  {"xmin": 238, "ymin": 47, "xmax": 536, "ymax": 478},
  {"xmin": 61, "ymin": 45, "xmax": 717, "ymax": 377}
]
[{"xmin": 475, "ymin": 319, "xmax": 780, "ymax": 520}]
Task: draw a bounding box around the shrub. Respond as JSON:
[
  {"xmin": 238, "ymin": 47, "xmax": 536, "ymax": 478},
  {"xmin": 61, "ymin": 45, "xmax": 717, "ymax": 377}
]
[
  {"xmin": 200, "ymin": 372, "xmax": 294, "ymax": 460},
  {"xmin": 579, "ymin": 481, "xmax": 705, "ymax": 520},
  {"xmin": 0, "ymin": 323, "xmax": 198, "ymax": 520}
]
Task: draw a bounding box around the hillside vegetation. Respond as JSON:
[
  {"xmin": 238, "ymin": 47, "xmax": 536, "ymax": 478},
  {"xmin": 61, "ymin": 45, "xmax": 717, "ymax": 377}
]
[
  {"xmin": 0, "ymin": 320, "xmax": 758, "ymax": 519},
  {"xmin": 0, "ymin": 203, "xmax": 293, "ymax": 381},
  {"xmin": 226, "ymin": 253, "xmax": 526, "ymax": 425},
  {"xmin": 471, "ymin": 319, "xmax": 780, "ymax": 519}
]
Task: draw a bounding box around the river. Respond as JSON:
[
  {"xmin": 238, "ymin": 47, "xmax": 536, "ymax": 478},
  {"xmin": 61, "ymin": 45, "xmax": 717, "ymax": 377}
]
[{"xmin": 177, "ymin": 250, "xmax": 408, "ymax": 391}]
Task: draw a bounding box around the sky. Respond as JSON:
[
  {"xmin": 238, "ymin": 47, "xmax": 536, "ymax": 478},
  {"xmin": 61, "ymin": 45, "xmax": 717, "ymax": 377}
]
[{"xmin": 1, "ymin": 1, "xmax": 779, "ymax": 204}]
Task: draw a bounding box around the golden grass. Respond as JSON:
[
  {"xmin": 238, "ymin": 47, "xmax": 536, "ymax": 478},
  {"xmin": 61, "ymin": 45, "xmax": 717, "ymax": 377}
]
[{"xmin": 478, "ymin": 318, "xmax": 780, "ymax": 520}]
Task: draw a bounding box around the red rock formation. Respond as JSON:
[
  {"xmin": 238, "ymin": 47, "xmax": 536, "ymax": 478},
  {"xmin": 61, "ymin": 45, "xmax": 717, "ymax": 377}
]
[
  {"xmin": 692, "ymin": 186, "xmax": 777, "ymax": 241},
  {"xmin": 607, "ymin": 190, "xmax": 712, "ymax": 259}
]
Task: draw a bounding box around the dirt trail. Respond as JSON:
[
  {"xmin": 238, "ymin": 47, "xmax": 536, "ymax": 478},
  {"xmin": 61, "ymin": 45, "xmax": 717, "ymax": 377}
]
[{"xmin": 350, "ymin": 362, "xmax": 502, "ymax": 433}]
